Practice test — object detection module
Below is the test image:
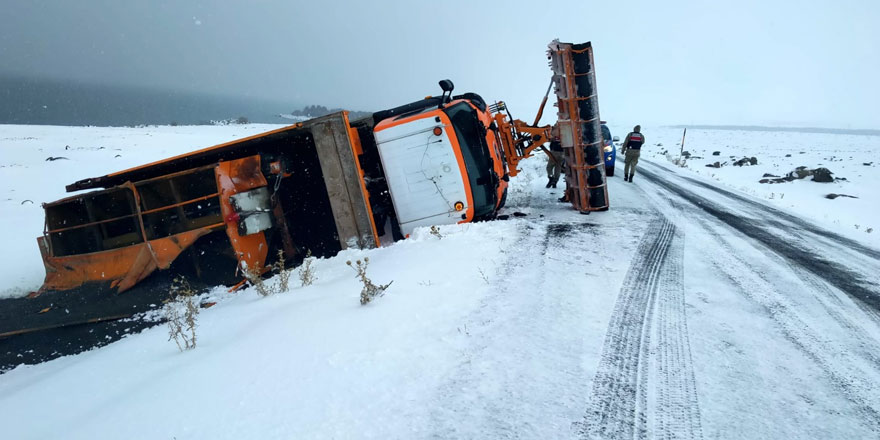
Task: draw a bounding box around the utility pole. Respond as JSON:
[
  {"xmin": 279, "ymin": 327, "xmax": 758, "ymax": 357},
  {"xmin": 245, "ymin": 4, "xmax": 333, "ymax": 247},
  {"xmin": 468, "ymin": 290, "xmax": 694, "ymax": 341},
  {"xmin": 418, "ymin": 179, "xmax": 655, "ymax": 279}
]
[{"xmin": 679, "ymin": 127, "xmax": 687, "ymax": 159}]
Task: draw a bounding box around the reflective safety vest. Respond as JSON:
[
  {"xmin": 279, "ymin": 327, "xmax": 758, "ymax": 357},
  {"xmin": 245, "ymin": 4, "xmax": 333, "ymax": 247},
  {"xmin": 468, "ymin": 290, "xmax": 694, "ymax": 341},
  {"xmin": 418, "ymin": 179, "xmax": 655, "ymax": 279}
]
[{"xmin": 627, "ymin": 132, "xmax": 645, "ymax": 150}]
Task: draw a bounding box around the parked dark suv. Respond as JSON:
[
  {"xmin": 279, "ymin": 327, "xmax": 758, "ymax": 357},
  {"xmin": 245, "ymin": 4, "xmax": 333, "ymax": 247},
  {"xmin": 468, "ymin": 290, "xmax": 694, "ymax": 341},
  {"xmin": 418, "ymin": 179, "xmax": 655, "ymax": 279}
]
[{"xmin": 601, "ymin": 123, "xmax": 619, "ymax": 176}]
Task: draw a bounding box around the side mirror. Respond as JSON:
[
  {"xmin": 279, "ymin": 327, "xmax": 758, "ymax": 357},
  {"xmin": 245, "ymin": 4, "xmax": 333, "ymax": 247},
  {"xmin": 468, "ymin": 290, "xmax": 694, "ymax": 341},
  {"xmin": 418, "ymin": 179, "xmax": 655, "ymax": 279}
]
[
  {"xmin": 612, "ymin": 136, "xmax": 620, "ymax": 142},
  {"xmin": 438, "ymin": 79, "xmax": 455, "ymax": 108},
  {"xmin": 439, "ymin": 79, "xmax": 454, "ymax": 93}
]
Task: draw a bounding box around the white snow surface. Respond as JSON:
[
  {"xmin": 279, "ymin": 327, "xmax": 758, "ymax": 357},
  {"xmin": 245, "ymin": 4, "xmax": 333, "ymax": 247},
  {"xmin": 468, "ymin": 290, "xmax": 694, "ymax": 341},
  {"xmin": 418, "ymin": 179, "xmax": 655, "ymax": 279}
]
[{"xmin": 1, "ymin": 124, "xmax": 880, "ymax": 439}]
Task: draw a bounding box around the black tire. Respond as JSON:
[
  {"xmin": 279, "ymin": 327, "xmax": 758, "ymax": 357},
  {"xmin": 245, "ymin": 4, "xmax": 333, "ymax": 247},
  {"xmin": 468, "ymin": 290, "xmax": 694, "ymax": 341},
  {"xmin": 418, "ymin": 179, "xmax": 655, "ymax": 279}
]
[{"xmin": 606, "ymin": 165, "xmax": 615, "ymax": 177}]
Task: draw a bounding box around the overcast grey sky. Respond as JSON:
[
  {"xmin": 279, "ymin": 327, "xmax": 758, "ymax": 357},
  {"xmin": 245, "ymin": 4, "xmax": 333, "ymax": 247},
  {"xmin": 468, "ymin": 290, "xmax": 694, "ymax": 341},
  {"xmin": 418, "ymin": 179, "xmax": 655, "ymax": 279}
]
[{"xmin": 2, "ymin": 0, "xmax": 878, "ymax": 128}]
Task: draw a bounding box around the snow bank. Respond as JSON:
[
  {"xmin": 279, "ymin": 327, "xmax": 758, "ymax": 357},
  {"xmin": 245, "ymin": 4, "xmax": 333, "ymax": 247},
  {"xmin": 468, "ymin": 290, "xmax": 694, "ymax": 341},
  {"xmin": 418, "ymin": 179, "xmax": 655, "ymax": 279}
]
[{"xmin": 0, "ymin": 218, "xmax": 514, "ymax": 439}]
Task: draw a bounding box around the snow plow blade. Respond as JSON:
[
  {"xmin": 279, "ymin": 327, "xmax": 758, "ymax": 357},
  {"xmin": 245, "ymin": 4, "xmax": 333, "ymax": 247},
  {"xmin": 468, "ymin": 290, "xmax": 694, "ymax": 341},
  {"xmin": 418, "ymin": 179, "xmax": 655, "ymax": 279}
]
[{"xmin": 548, "ymin": 40, "xmax": 609, "ymax": 211}]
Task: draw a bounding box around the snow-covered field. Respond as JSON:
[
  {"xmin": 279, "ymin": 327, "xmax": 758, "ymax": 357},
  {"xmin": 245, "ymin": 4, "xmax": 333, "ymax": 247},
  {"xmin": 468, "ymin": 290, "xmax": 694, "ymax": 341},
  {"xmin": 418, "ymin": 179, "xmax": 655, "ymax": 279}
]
[{"xmin": 1, "ymin": 124, "xmax": 879, "ymax": 439}]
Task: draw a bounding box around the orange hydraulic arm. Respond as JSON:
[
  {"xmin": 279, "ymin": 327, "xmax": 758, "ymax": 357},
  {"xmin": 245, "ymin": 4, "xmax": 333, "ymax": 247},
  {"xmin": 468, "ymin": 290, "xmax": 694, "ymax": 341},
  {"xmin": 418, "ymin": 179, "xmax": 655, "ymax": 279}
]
[{"xmin": 491, "ymin": 94, "xmax": 556, "ymax": 178}]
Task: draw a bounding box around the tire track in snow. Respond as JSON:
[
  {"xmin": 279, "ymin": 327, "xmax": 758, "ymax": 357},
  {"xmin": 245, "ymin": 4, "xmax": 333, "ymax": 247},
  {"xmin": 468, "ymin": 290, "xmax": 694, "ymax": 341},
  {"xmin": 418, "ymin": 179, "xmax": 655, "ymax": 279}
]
[
  {"xmin": 653, "ymin": 175, "xmax": 880, "ymax": 367},
  {"xmin": 789, "ymin": 267, "xmax": 880, "ymax": 370},
  {"xmin": 641, "ymin": 166, "xmax": 880, "ymax": 435},
  {"xmin": 702, "ymin": 227, "xmax": 880, "ymax": 432},
  {"xmin": 653, "ymin": 229, "xmax": 704, "ymax": 440},
  {"xmin": 579, "ymin": 217, "xmax": 703, "ymax": 440},
  {"xmin": 638, "ymin": 166, "xmax": 880, "ymax": 314},
  {"xmin": 647, "ymin": 168, "xmax": 880, "ymax": 340}
]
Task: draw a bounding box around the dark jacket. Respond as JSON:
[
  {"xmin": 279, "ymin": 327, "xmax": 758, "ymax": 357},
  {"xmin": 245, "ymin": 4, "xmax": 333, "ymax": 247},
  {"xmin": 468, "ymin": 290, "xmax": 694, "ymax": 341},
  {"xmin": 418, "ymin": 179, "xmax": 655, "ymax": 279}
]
[{"xmin": 622, "ymin": 132, "xmax": 645, "ymax": 153}]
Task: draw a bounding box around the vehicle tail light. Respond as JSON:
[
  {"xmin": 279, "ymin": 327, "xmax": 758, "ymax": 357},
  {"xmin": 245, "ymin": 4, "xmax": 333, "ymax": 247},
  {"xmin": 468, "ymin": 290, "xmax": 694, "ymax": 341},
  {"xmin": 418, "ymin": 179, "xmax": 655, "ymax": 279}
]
[{"xmin": 228, "ymin": 187, "xmax": 273, "ymax": 236}]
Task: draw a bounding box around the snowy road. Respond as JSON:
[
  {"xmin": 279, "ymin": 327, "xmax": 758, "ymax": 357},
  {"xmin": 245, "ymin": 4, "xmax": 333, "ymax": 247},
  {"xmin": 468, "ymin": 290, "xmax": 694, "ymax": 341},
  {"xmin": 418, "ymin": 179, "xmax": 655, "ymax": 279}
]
[
  {"xmin": 588, "ymin": 160, "xmax": 880, "ymax": 439},
  {"xmin": 2, "ymin": 125, "xmax": 880, "ymax": 439},
  {"xmin": 421, "ymin": 159, "xmax": 880, "ymax": 439}
]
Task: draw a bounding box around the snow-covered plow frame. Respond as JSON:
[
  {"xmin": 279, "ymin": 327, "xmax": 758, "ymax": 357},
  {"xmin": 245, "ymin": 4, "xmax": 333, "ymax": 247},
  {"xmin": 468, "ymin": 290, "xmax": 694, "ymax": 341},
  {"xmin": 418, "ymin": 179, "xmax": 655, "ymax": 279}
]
[{"xmin": 548, "ymin": 40, "xmax": 609, "ymax": 212}]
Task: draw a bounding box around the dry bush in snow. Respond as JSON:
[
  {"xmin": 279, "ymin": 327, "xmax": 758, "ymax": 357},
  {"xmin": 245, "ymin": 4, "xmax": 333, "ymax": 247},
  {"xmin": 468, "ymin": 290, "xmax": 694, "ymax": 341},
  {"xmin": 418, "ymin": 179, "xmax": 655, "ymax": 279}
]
[
  {"xmin": 242, "ymin": 250, "xmax": 300, "ymax": 296},
  {"xmin": 298, "ymin": 249, "xmax": 317, "ymax": 287},
  {"xmin": 272, "ymin": 249, "xmax": 290, "ymax": 293},
  {"xmin": 243, "ymin": 265, "xmax": 271, "ymax": 297},
  {"xmin": 429, "ymin": 225, "xmax": 443, "ymax": 239},
  {"xmin": 346, "ymin": 257, "xmax": 392, "ymax": 305},
  {"xmin": 164, "ymin": 276, "xmax": 199, "ymax": 351}
]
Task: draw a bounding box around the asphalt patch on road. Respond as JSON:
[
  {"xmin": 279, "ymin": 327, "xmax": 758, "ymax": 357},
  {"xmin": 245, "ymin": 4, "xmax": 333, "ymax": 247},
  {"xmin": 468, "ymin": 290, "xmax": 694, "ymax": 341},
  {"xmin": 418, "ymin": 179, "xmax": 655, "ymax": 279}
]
[
  {"xmin": 0, "ymin": 273, "xmax": 213, "ymax": 373},
  {"xmin": 1, "ymin": 318, "xmax": 159, "ymax": 373},
  {"xmin": 547, "ymin": 222, "xmax": 599, "ymax": 238}
]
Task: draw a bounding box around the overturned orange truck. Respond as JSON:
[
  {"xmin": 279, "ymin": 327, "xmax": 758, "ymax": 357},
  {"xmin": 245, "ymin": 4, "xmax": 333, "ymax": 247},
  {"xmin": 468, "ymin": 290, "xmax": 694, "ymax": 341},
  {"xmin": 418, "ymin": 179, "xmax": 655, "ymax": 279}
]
[
  {"xmin": 6, "ymin": 41, "xmax": 608, "ymax": 342},
  {"xmin": 39, "ymin": 85, "xmax": 513, "ymax": 298}
]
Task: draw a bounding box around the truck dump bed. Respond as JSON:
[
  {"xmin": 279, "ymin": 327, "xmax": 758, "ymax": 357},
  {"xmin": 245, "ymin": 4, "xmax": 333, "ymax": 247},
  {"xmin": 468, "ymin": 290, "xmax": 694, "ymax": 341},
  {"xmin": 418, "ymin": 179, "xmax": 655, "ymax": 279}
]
[{"xmin": 1, "ymin": 112, "xmax": 377, "ymax": 343}]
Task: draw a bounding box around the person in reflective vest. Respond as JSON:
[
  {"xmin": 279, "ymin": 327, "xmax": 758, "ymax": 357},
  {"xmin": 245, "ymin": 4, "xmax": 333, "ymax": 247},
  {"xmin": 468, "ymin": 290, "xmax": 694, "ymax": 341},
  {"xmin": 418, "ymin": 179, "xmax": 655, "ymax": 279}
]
[{"xmin": 621, "ymin": 125, "xmax": 645, "ymax": 182}]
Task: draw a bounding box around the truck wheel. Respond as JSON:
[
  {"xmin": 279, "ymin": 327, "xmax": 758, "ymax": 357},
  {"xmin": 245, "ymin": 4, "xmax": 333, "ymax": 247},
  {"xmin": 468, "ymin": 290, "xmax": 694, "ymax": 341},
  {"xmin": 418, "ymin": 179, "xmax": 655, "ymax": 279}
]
[{"xmin": 606, "ymin": 166, "xmax": 615, "ymax": 177}]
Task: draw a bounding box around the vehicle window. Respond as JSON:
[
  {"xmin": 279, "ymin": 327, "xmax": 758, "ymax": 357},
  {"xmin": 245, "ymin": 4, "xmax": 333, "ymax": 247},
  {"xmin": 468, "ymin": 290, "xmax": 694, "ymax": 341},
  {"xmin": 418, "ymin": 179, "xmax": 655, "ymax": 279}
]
[{"xmin": 443, "ymin": 102, "xmax": 496, "ymax": 219}]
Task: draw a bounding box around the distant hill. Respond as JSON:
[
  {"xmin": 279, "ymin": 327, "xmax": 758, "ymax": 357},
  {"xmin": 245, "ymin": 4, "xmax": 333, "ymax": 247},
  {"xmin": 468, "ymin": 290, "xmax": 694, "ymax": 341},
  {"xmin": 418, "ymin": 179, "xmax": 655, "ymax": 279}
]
[
  {"xmin": 0, "ymin": 74, "xmax": 300, "ymax": 126},
  {"xmin": 290, "ymin": 104, "xmax": 372, "ymax": 121},
  {"xmin": 668, "ymin": 124, "xmax": 880, "ymax": 137}
]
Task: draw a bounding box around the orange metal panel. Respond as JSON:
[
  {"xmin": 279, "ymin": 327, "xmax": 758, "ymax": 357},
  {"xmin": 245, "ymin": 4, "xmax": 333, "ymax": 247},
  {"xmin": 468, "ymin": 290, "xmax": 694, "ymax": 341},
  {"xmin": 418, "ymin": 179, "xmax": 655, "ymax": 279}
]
[
  {"xmin": 38, "ymin": 227, "xmax": 217, "ymax": 294},
  {"xmin": 215, "ymin": 156, "xmax": 269, "ymax": 273}
]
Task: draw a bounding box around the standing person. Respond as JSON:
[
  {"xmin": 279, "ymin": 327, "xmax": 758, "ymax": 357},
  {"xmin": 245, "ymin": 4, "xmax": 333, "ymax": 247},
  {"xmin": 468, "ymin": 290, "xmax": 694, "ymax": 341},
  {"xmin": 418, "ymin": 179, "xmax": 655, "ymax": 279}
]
[
  {"xmin": 545, "ymin": 124, "xmax": 564, "ymax": 188},
  {"xmin": 621, "ymin": 125, "xmax": 645, "ymax": 182}
]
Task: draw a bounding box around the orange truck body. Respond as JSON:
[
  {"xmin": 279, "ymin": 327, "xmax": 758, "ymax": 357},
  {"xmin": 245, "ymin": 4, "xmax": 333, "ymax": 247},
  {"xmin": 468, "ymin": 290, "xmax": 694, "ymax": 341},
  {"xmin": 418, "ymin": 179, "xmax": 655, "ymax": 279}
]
[
  {"xmin": 29, "ymin": 92, "xmax": 513, "ymax": 310},
  {"xmin": 7, "ymin": 39, "xmax": 607, "ymax": 341}
]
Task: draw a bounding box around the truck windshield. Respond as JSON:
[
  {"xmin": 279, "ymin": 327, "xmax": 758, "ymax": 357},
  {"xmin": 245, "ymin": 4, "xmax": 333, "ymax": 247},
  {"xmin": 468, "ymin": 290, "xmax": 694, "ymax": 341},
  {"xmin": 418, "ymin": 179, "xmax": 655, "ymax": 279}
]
[{"xmin": 443, "ymin": 102, "xmax": 496, "ymax": 219}]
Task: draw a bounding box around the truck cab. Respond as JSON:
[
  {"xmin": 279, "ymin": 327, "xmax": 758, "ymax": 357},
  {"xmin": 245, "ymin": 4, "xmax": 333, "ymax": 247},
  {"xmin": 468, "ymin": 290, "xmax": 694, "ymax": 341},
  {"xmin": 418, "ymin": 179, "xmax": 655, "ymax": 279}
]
[{"xmin": 366, "ymin": 92, "xmax": 508, "ymax": 237}]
